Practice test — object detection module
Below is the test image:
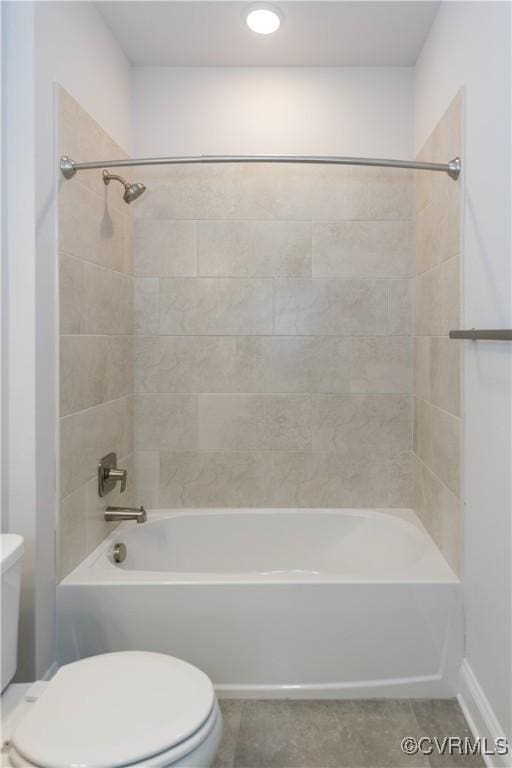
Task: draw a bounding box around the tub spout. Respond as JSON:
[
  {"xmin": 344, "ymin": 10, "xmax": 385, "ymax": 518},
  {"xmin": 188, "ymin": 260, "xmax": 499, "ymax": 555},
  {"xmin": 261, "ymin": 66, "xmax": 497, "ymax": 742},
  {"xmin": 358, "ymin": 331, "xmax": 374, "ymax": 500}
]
[{"xmin": 105, "ymin": 505, "xmax": 147, "ymax": 524}]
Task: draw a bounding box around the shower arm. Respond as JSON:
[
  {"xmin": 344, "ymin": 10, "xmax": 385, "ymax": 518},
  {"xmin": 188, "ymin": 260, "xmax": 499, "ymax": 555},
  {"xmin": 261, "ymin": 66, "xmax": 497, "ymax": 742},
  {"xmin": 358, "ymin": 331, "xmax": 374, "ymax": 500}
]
[
  {"xmin": 60, "ymin": 153, "xmax": 462, "ymax": 180},
  {"xmin": 102, "ymin": 170, "xmax": 128, "ymax": 187}
]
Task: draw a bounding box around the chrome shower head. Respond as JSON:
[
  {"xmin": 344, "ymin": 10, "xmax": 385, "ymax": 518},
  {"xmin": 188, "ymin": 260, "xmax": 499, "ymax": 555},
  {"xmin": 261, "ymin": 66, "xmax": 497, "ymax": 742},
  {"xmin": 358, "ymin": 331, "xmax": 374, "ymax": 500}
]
[{"xmin": 102, "ymin": 170, "xmax": 146, "ymax": 204}]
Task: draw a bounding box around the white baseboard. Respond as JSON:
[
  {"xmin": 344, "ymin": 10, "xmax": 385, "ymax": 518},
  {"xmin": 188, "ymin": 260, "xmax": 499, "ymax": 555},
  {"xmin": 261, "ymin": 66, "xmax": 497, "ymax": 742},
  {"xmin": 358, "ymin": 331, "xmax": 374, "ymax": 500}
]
[{"xmin": 458, "ymin": 659, "xmax": 511, "ymax": 768}]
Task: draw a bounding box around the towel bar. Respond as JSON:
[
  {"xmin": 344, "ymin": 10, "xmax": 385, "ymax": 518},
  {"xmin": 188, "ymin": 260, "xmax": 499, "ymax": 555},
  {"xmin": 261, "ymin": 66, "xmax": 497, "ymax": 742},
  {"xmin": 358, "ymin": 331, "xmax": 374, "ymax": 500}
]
[{"xmin": 449, "ymin": 329, "xmax": 512, "ymax": 341}]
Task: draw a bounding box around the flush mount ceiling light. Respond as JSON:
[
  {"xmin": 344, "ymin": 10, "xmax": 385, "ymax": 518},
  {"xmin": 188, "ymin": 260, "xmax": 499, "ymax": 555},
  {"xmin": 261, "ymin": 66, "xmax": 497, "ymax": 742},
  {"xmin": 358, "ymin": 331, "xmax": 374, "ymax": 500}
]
[{"xmin": 245, "ymin": 4, "xmax": 283, "ymax": 34}]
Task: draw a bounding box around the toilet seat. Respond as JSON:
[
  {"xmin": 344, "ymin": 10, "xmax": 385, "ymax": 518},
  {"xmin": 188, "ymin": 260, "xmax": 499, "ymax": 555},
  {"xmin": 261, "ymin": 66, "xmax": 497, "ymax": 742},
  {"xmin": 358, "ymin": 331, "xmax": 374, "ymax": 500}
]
[
  {"xmin": 8, "ymin": 700, "xmax": 221, "ymax": 768},
  {"xmin": 8, "ymin": 651, "xmax": 217, "ymax": 768}
]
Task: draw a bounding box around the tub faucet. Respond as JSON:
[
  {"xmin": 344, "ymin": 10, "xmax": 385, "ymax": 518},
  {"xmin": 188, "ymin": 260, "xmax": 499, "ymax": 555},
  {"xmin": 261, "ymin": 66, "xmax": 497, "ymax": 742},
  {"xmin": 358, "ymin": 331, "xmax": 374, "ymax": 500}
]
[{"xmin": 105, "ymin": 505, "xmax": 147, "ymax": 524}]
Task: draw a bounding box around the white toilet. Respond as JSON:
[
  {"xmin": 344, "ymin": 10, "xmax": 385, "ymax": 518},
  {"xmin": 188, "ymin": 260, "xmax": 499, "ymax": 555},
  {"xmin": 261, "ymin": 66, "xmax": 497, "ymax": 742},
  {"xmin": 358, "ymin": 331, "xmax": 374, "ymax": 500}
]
[{"xmin": 1, "ymin": 535, "xmax": 222, "ymax": 768}]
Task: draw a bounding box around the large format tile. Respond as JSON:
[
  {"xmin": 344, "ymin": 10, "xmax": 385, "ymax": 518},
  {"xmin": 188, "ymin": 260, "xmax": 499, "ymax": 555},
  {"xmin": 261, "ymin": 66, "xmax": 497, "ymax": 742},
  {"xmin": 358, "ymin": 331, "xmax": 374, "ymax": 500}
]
[
  {"xmin": 441, "ymin": 256, "xmax": 460, "ymax": 336},
  {"xmin": 60, "ymin": 253, "xmax": 85, "ymax": 334},
  {"xmin": 234, "ymin": 336, "xmax": 351, "ymax": 394},
  {"xmin": 214, "ymin": 701, "xmax": 243, "ymax": 768},
  {"xmin": 134, "ymin": 219, "xmax": 197, "ymax": 277},
  {"xmin": 389, "ymin": 451, "xmax": 413, "ymax": 507},
  {"xmin": 134, "ymin": 164, "xmax": 236, "ymax": 220},
  {"xmin": 413, "ymin": 336, "xmax": 431, "ymax": 401},
  {"xmin": 413, "ymin": 268, "xmax": 442, "ymax": 337},
  {"xmin": 60, "ymin": 335, "xmax": 133, "ymax": 416},
  {"xmin": 312, "ymin": 394, "xmax": 412, "ymax": 457},
  {"xmin": 198, "ymin": 394, "xmax": 311, "ymax": 451},
  {"xmin": 134, "ymin": 394, "xmax": 198, "ymax": 451},
  {"xmin": 60, "ymin": 396, "xmax": 132, "ymax": 498},
  {"xmin": 134, "ymin": 278, "xmax": 159, "ymax": 336},
  {"xmin": 413, "ymin": 450, "xmax": 460, "ymax": 575},
  {"xmin": 234, "ymin": 164, "xmax": 351, "ymax": 220},
  {"xmin": 160, "ymin": 278, "xmax": 273, "ymax": 335},
  {"xmin": 389, "ymin": 279, "xmax": 412, "ymax": 335},
  {"xmin": 84, "ymin": 263, "xmax": 133, "ymax": 335},
  {"xmin": 313, "ymin": 221, "xmax": 412, "ymax": 278},
  {"xmin": 411, "ymin": 699, "xmax": 484, "ymax": 767},
  {"xmin": 430, "ymin": 337, "xmax": 461, "ymax": 416},
  {"xmin": 351, "ymin": 337, "xmax": 411, "ymax": 393},
  {"xmin": 411, "ymin": 92, "xmax": 462, "ymax": 564},
  {"xmin": 159, "ymin": 451, "xmax": 269, "ymax": 507},
  {"xmin": 58, "ymin": 86, "xmax": 129, "ymax": 206},
  {"xmin": 135, "ymin": 336, "xmax": 237, "ymax": 393},
  {"xmin": 414, "ymin": 193, "xmax": 459, "ymax": 277},
  {"xmin": 268, "ymin": 450, "xmax": 391, "ymax": 508},
  {"xmin": 428, "ymin": 405, "xmax": 461, "ymax": 496},
  {"xmin": 133, "ymin": 451, "xmax": 160, "ymax": 509},
  {"xmin": 234, "ymin": 700, "xmax": 353, "ymax": 768},
  {"xmin": 349, "ymin": 167, "xmax": 413, "ymax": 221},
  {"xmin": 274, "ymin": 279, "xmax": 388, "ymax": 336},
  {"xmin": 234, "ymin": 700, "xmax": 428, "ymax": 768},
  {"xmin": 198, "ymin": 220, "xmax": 311, "ymax": 277},
  {"xmin": 59, "ymin": 178, "xmax": 127, "ymax": 272},
  {"xmin": 415, "ymin": 202, "xmax": 442, "ymax": 275},
  {"xmin": 58, "ymin": 87, "xmax": 135, "ymax": 579},
  {"xmin": 345, "ymin": 699, "xmax": 428, "ymax": 768},
  {"xmin": 60, "ymin": 335, "xmax": 105, "ymax": 415},
  {"xmin": 58, "ymin": 485, "xmax": 88, "ymax": 580},
  {"xmin": 415, "ymin": 398, "xmax": 460, "ymax": 496}
]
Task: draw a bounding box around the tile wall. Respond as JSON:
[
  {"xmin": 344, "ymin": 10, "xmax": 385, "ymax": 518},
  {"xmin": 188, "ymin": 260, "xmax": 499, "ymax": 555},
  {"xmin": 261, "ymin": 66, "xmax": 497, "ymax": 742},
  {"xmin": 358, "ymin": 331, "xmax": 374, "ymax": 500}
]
[
  {"xmin": 413, "ymin": 92, "xmax": 463, "ymax": 573},
  {"xmin": 57, "ymin": 87, "xmax": 462, "ymax": 577},
  {"xmin": 58, "ymin": 88, "xmax": 134, "ymax": 578},
  {"xmin": 133, "ymin": 163, "xmax": 414, "ymax": 508}
]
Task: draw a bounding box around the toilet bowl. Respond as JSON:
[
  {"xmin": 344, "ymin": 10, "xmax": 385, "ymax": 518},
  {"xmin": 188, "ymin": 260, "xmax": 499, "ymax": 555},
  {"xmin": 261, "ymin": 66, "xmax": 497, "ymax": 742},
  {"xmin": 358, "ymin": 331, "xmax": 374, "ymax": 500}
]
[
  {"xmin": 6, "ymin": 651, "xmax": 222, "ymax": 768},
  {"xmin": 1, "ymin": 535, "xmax": 222, "ymax": 768}
]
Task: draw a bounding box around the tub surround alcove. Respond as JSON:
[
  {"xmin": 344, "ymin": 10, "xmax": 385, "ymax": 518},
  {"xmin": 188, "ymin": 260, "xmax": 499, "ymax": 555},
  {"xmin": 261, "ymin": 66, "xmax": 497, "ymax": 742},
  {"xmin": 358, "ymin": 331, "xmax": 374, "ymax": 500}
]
[
  {"xmin": 56, "ymin": 87, "xmax": 462, "ymax": 581},
  {"xmin": 56, "ymin": 82, "xmax": 464, "ymax": 699}
]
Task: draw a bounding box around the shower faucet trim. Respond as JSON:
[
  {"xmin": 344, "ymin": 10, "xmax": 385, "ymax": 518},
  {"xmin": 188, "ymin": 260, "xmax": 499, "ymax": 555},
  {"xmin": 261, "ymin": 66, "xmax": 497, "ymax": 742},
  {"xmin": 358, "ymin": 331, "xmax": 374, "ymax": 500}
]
[{"xmin": 98, "ymin": 452, "xmax": 127, "ymax": 497}]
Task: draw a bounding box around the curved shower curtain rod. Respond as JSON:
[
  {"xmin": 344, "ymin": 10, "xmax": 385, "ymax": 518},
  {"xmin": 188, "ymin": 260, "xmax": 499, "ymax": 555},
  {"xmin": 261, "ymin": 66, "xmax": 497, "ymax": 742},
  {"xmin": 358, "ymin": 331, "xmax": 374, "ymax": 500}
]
[{"xmin": 60, "ymin": 153, "xmax": 462, "ymax": 180}]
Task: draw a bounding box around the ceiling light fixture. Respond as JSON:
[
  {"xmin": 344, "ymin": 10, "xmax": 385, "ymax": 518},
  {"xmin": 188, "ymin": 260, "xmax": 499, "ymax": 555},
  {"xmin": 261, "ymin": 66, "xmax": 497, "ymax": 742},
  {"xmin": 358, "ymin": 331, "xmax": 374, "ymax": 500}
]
[{"xmin": 245, "ymin": 4, "xmax": 282, "ymax": 35}]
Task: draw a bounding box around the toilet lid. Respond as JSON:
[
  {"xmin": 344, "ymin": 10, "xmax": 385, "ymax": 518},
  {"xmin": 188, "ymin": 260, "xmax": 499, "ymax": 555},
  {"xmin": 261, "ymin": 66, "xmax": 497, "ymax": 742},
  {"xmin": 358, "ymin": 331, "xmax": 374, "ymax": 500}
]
[{"xmin": 11, "ymin": 651, "xmax": 215, "ymax": 768}]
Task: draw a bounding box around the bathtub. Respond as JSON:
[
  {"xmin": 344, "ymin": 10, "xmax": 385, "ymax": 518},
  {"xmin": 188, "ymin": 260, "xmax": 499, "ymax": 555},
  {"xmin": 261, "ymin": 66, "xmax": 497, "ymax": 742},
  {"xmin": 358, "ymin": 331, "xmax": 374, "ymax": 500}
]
[{"xmin": 57, "ymin": 508, "xmax": 463, "ymax": 698}]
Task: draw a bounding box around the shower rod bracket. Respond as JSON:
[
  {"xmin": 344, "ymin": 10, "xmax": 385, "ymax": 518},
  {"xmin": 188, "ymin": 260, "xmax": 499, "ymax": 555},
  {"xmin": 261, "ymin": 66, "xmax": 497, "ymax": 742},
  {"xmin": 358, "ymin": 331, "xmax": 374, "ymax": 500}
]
[
  {"xmin": 447, "ymin": 156, "xmax": 462, "ymax": 180},
  {"xmin": 60, "ymin": 156, "xmax": 77, "ymax": 179},
  {"xmin": 59, "ymin": 154, "xmax": 462, "ymax": 180}
]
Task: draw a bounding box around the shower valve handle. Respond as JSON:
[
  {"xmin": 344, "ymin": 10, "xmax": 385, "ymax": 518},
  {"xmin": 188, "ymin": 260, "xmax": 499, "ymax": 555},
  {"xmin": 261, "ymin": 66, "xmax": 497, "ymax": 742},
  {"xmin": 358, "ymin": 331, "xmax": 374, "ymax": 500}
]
[
  {"xmin": 105, "ymin": 467, "xmax": 127, "ymax": 493},
  {"xmin": 98, "ymin": 453, "xmax": 127, "ymax": 497}
]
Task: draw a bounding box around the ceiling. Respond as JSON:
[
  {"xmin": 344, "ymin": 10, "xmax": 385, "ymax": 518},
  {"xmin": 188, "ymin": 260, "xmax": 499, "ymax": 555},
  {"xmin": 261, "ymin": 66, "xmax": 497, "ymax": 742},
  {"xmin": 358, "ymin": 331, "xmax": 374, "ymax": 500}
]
[{"xmin": 97, "ymin": 1, "xmax": 440, "ymax": 67}]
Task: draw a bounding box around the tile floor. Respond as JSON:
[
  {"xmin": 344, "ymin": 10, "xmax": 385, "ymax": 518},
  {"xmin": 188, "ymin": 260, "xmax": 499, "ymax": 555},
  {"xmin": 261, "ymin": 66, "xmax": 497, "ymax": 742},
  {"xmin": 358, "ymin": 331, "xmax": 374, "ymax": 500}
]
[{"xmin": 214, "ymin": 699, "xmax": 485, "ymax": 768}]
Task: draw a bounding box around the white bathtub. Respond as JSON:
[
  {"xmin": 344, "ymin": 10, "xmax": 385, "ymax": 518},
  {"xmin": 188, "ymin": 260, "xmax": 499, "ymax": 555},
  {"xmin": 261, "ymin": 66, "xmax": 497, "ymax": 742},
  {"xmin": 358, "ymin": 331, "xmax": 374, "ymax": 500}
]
[{"xmin": 57, "ymin": 508, "xmax": 463, "ymax": 698}]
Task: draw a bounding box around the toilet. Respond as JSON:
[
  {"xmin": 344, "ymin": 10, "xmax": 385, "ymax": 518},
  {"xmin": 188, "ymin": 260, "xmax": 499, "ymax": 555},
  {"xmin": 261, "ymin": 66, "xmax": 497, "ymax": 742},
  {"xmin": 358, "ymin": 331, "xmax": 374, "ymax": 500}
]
[{"xmin": 1, "ymin": 536, "xmax": 222, "ymax": 768}]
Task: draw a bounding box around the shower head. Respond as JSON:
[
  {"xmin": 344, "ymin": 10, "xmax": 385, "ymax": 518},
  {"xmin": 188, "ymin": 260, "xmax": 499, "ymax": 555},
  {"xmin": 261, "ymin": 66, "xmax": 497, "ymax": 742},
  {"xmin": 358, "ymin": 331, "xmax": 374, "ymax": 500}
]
[
  {"xmin": 123, "ymin": 181, "xmax": 146, "ymax": 203},
  {"xmin": 102, "ymin": 170, "xmax": 146, "ymax": 204}
]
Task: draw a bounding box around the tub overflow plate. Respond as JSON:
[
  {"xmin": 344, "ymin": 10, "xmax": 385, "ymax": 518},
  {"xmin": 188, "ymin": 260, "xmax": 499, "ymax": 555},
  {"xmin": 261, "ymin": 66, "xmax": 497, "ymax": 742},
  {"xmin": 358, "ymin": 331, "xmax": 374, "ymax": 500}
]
[{"xmin": 113, "ymin": 543, "xmax": 127, "ymax": 564}]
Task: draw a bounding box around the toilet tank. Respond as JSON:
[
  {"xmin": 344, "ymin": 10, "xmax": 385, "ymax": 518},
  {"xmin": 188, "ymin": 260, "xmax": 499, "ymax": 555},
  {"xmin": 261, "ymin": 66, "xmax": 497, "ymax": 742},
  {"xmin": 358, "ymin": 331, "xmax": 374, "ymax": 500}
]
[{"xmin": 1, "ymin": 534, "xmax": 24, "ymax": 691}]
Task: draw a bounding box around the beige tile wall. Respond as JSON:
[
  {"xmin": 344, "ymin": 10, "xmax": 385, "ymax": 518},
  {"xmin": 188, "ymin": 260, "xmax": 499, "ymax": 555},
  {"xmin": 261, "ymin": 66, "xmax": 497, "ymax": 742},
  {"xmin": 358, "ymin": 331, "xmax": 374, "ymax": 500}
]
[
  {"xmin": 133, "ymin": 163, "xmax": 414, "ymax": 509},
  {"xmin": 413, "ymin": 92, "xmax": 463, "ymax": 573},
  {"xmin": 58, "ymin": 87, "xmax": 134, "ymax": 579},
  {"xmin": 57, "ymin": 89, "xmax": 462, "ymax": 576}
]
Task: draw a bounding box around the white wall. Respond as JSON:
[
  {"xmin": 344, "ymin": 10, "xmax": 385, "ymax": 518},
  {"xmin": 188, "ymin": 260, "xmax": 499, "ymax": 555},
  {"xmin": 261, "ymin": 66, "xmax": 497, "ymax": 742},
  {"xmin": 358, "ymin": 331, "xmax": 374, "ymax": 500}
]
[
  {"xmin": 415, "ymin": 0, "xmax": 511, "ymax": 738},
  {"xmin": 2, "ymin": 0, "xmax": 132, "ymax": 679},
  {"xmin": 133, "ymin": 67, "xmax": 414, "ymax": 157},
  {"xmin": 34, "ymin": 1, "xmax": 133, "ymax": 154}
]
